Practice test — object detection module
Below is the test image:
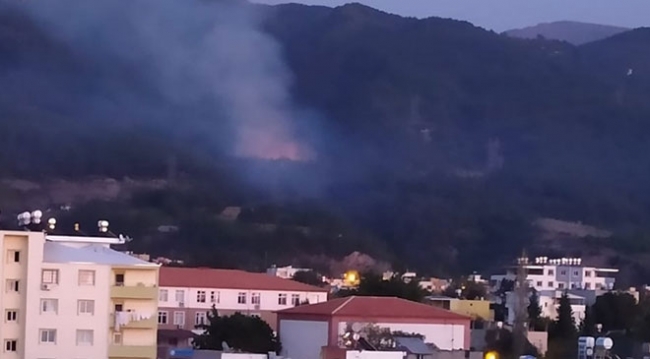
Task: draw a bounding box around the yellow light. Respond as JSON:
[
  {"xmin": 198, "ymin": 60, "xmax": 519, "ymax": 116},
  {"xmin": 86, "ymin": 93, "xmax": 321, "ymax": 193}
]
[
  {"xmin": 344, "ymin": 270, "xmax": 360, "ymax": 285},
  {"xmin": 484, "ymin": 351, "xmax": 498, "ymax": 359}
]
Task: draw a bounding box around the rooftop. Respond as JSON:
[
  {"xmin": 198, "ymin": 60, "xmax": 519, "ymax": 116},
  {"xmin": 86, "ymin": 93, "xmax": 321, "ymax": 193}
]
[
  {"xmin": 159, "ymin": 266, "xmax": 327, "ymax": 292},
  {"xmin": 44, "ymin": 242, "xmax": 158, "ymax": 267},
  {"xmin": 277, "ymin": 296, "xmax": 470, "ymax": 320}
]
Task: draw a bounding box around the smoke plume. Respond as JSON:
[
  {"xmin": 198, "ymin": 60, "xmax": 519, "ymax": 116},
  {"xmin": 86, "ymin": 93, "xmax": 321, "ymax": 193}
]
[{"xmin": 15, "ymin": 0, "xmax": 313, "ymax": 161}]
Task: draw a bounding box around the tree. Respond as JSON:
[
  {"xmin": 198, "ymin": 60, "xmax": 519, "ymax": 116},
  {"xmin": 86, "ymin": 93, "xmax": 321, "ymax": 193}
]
[
  {"xmin": 194, "ymin": 307, "xmax": 281, "ymax": 354},
  {"xmin": 292, "ymin": 270, "xmax": 323, "ymax": 286},
  {"xmin": 527, "ymin": 290, "xmax": 543, "ymax": 331},
  {"xmin": 348, "ymin": 272, "xmax": 429, "ymax": 302},
  {"xmin": 580, "ymin": 305, "xmax": 597, "ymax": 336},
  {"xmin": 592, "ymin": 292, "xmax": 638, "ymax": 333},
  {"xmin": 547, "ymin": 292, "xmax": 577, "ymax": 359}
]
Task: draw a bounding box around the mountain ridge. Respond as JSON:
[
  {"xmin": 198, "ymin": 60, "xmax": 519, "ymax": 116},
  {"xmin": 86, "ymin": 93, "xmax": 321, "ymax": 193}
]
[
  {"xmin": 505, "ymin": 20, "xmax": 630, "ymax": 45},
  {"xmin": 2, "ymin": 2, "xmax": 650, "ymax": 279}
]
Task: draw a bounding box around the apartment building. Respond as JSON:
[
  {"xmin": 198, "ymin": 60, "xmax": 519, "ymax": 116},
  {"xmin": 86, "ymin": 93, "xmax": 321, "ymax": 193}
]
[
  {"xmin": 157, "ymin": 266, "xmax": 329, "ymax": 334},
  {"xmin": 490, "ymin": 256, "xmax": 618, "ymax": 292},
  {"xmin": 1, "ymin": 229, "xmax": 159, "ymax": 359}
]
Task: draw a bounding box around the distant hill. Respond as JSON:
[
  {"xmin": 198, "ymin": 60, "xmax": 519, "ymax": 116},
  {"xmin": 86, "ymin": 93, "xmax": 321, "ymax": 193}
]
[
  {"xmin": 4, "ymin": 2, "xmax": 650, "ymax": 278},
  {"xmin": 504, "ymin": 21, "xmax": 629, "ymax": 45}
]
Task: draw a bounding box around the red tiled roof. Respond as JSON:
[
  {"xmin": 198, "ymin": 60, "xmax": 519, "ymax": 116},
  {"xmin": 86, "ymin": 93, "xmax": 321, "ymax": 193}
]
[
  {"xmin": 277, "ymin": 296, "xmax": 470, "ymax": 320},
  {"xmin": 159, "ymin": 266, "xmax": 327, "ymax": 292}
]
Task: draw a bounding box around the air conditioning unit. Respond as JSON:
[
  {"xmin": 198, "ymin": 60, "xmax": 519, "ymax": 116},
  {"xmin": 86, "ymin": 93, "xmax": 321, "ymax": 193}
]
[
  {"xmin": 179, "ymin": 302, "xmax": 185, "ymax": 308},
  {"xmin": 41, "ymin": 284, "xmax": 51, "ymax": 291}
]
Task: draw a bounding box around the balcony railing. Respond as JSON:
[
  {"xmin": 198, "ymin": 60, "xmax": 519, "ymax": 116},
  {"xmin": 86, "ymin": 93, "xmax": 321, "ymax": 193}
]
[
  {"xmin": 111, "ymin": 311, "xmax": 157, "ymax": 330},
  {"xmin": 110, "ymin": 284, "xmax": 158, "ymax": 299},
  {"xmin": 108, "ymin": 344, "xmax": 156, "ymax": 358}
]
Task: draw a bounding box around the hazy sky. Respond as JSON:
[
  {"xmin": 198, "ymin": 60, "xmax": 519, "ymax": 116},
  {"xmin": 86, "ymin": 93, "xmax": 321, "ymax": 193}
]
[{"xmin": 254, "ymin": 0, "xmax": 649, "ymax": 32}]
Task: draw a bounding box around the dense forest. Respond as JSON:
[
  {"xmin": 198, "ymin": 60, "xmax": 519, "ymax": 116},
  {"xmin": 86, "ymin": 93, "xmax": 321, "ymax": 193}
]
[{"xmin": 1, "ymin": 1, "xmax": 650, "ymax": 278}]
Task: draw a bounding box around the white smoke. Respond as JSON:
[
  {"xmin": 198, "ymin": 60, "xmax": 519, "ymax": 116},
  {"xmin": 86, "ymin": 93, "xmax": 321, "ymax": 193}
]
[{"xmin": 16, "ymin": 0, "xmax": 313, "ymax": 161}]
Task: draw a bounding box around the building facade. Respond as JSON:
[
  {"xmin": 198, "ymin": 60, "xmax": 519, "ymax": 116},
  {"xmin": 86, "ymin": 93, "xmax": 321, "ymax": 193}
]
[
  {"xmin": 277, "ymin": 296, "xmax": 471, "ymax": 359},
  {"xmin": 157, "ymin": 267, "xmax": 329, "ymax": 334},
  {"xmin": 1, "ymin": 230, "xmax": 159, "ymax": 359},
  {"xmin": 490, "ymin": 257, "xmax": 618, "ymax": 292}
]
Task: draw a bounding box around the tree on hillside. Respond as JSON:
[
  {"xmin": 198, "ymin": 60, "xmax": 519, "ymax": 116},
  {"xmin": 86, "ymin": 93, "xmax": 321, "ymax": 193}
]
[
  {"xmin": 292, "ymin": 270, "xmax": 323, "ymax": 286},
  {"xmin": 193, "ymin": 307, "xmax": 281, "ymax": 354},
  {"xmin": 336, "ymin": 272, "xmax": 429, "ymax": 302}
]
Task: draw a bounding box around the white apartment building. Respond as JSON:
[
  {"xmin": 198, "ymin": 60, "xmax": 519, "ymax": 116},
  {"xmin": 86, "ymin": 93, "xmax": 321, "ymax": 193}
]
[
  {"xmin": 490, "ymin": 257, "xmax": 618, "ymax": 292},
  {"xmin": 157, "ymin": 266, "xmax": 329, "ymax": 335},
  {"xmin": 1, "ymin": 228, "xmax": 159, "ymax": 359}
]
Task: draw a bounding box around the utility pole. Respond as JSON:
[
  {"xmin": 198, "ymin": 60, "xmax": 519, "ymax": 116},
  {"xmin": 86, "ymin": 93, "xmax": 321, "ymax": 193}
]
[{"xmin": 513, "ymin": 249, "xmax": 529, "ymax": 358}]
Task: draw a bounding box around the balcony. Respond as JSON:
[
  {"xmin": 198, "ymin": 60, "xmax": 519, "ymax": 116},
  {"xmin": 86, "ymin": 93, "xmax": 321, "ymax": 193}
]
[
  {"xmin": 110, "ymin": 312, "xmax": 157, "ymax": 330},
  {"xmin": 109, "ymin": 344, "xmax": 156, "ymax": 358},
  {"xmin": 111, "ymin": 284, "xmax": 157, "ymax": 299}
]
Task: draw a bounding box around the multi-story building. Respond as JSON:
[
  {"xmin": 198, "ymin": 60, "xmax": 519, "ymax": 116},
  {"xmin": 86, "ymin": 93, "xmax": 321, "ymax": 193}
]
[
  {"xmin": 1, "ymin": 228, "xmax": 159, "ymax": 359},
  {"xmin": 490, "ymin": 256, "xmax": 618, "ymax": 292},
  {"xmin": 157, "ymin": 266, "xmax": 329, "ymax": 334}
]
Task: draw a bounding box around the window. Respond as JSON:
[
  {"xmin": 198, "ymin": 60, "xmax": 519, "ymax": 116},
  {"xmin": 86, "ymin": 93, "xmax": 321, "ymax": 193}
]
[
  {"xmin": 4, "ymin": 340, "xmax": 17, "ymax": 352},
  {"xmin": 237, "ymin": 292, "xmax": 247, "ymax": 304},
  {"xmin": 585, "ymin": 271, "xmax": 592, "ymax": 277},
  {"xmin": 40, "ymin": 299, "xmax": 58, "ymax": 314},
  {"xmin": 6, "ymin": 279, "xmax": 19, "ymax": 293},
  {"xmin": 76, "ymin": 330, "xmax": 93, "ymax": 346},
  {"xmin": 571, "ymin": 283, "xmax": 577, "ymax": 289},
  {"xmin": 115, "ymin": 273, "xmax": 125, "ymax": 286},
  {"xmin": 547, "ymin": 269, "xmax": 554, "ymax": 275},
  {"xmin": 536, "ymin": 281, "xmax": 542, "ymax": 287},
  {"xmin": 78, "ymin": 270, "xmax": 95, "ymax": 286},
  {"xmin": 573, "ymin": 270, "xmax": 579, "ymax": 276},
  {"xmin": 291, "ymin": 294, "xmax": 300, "ymax": 306},
  {"xmin": 6, "ymin": 250, "xmax": 19, "ymax": 263},
  {"xmin": 173, "ymin": 311, "xmax": 185, "ymax": 326},
  {"xmin": 585, "ymin": 283, "xmax": 591, "ymax": 289},
  {"xmin": 252, "ymin": 292, "xmax": 261, "ymax": 305},
  {"xmin": 5, "ymin": 310, "xmax": 17, "ymax": 322},
  {"xmin": 112, "ymin": 332, "xmax": 123, "ymax": 345},
  {"xmin": 560, "ymin": 270, "xmax": 567, "ymax": 275},
  {"xmin": 197, "ymin": 290, "xmax": 206, "ymax": 303},
  {"xmin": 278, "ymin": 293, "xmax": 287, "ymax": 305},
  {"xmin": 558, "ymin": 283, "xmax": 565, "ymax": 289},
  {"xmin": 159, "ymin": 289, "xmax": 168, "ymax": 302},
  {"xmin": 175, "ymin": 290, "xmax": 185, "ymax": 302},
  {"xmin": 548, "ymin": 281, "xmax": 554, "ymax": 287},
  {"xmin": 158, "ymin": 311, "xmax": 168, "ymax": 324},
  {"xmin": 41, "ymin": 269, "xmax": 59, "ymax": 285},
  {"xmin": 195, "ymin": 312, "xmax": 207, "ymax": 325},
  {"xmin": 210, "ymin": 291, "xmax": 219, "ymax": 303},
  {"xmin": 78, "ymin": 300, "xmax": 95, "ymax": 315},
  {"xmin": 39, "ymin": 329, "xmax": 57, "ymax": 344}
]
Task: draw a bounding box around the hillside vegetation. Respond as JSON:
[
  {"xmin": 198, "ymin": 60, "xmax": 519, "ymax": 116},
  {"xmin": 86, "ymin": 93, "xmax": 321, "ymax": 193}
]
[{"xmin": 2, "ymin": 2, "xmax": 650, "ymax": 278}]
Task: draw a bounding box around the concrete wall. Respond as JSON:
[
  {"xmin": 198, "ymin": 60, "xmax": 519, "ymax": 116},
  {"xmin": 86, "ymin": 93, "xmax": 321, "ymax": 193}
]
[
  {"xmin": 449, "ymin": 300, "xmax": 492, "ymax": 321},
  {"xmin": 279, "ymin": 319, "xmax": 329, "ymax": 359}
]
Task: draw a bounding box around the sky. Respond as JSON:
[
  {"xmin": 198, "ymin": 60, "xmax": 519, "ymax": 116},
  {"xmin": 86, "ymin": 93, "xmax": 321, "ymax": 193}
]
[{"xmin": 254, "ymin": 0, "xmax": 650, "ymax": 32}]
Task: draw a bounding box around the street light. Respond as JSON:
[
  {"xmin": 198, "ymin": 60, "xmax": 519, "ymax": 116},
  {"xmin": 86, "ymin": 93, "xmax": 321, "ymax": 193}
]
[{"xmin": 484, "ymin": 351, "xmax": 498, "ymax": 359}]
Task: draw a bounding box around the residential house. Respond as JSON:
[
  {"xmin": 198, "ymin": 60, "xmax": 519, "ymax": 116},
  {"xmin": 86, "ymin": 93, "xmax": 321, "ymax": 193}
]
[{"xmin": 277, "ymin": 296, "xmax": 471, "ymax": 359}]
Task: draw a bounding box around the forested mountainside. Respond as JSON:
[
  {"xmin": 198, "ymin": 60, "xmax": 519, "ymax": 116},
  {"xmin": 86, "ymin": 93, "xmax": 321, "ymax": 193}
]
[{"xmin": 1, "ymin": 1, "xmax": 650, "ymax": 280}]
